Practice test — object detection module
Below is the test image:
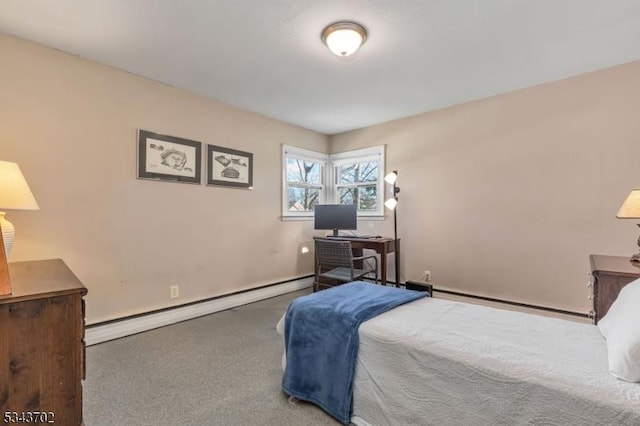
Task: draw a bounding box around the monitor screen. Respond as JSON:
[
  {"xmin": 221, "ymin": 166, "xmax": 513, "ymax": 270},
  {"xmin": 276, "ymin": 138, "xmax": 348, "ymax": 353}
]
[{"xmin": 314, "ymin": 204, "xmax": 357, "ymax": 237}]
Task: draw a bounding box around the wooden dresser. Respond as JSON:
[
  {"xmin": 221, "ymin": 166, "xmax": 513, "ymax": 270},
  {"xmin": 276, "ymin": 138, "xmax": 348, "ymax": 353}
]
[
  {"xmin": 0, "ymin": 259, "xmax": 87, "ymax": 425},
  {"xmin": 589, "ymin": 254, "xmax": 640, "ymax": 324}
]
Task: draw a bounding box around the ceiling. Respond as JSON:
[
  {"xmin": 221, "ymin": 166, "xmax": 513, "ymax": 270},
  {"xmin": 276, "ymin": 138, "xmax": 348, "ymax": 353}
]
[{"xmin": 1, "ymin": 1, "xmax": 639, "ymax": 135}]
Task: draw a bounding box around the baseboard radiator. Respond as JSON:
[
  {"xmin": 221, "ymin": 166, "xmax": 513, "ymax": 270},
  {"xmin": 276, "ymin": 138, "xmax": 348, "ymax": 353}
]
[{"xmin": 85, "ymin": 276, "xmax": 313, "ymax": 346}]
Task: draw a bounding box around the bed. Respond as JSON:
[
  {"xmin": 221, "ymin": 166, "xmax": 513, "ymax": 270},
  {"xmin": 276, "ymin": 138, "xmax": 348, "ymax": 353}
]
[{"xmin": 278, "ymin": 282, "xmax": 640, "ymax": 425}]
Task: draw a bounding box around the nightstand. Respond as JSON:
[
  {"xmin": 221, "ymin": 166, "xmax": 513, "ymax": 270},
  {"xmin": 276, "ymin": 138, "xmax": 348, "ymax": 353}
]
[
  {"xmin": 0, "ymin": 259, "xmax": 87, "ymax": 425},
  {"xmin": 589, "ymin": 254, "xmax": 640, "ymax": 323}
]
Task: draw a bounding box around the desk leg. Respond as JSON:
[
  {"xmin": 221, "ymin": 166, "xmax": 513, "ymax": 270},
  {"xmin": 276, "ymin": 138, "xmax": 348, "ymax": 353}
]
[
  {"xmin": 380, "ymin": 247, "xmax": 387, "ymax": 286},
  {"xmin": 394, "ymin": 239, "xmax": 401, "ymax": 287}
]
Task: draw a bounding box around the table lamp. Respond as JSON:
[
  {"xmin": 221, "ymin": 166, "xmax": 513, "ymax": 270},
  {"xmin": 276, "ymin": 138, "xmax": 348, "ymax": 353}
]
[
  {"xmin": 0, "ymin": 227, "xmax": 9, "ymax": 296},
  {"xmin": 616, "ymin": 188, "xmax": 640, "ymax": 263},
  {"xmin": 0, "ymin": 161, "xmax": 39, "ymax": 259}
]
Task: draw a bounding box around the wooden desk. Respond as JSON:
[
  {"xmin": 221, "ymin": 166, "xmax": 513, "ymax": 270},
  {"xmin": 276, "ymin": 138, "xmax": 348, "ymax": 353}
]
[
  {"xmin": 589, "ymin": 254, "xmax": 640, "ymax": 323},
  {"xmin": 314, "ymin": 236, "xmax": 400, "ymax": 287},
  {"xmin": 0, "ymin": 259, "xmax": 87, "ymax": 425}
]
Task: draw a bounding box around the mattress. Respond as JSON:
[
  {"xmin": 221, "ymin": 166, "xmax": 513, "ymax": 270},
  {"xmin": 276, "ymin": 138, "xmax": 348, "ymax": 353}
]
[{"xmin": 350, "ymin": 297, "xmax": 640, "ymax": 426}]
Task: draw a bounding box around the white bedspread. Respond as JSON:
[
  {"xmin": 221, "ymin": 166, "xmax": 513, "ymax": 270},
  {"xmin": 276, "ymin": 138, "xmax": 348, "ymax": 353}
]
[{"xmin": 351, "ymin": 297, "xmax": 640, "ymax": 426}]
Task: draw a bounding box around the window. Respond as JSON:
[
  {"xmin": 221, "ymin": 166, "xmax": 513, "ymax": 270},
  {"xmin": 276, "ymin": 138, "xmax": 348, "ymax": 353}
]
[
  {"xmin": 282, "ymin": 145, "xmax": 385, "ymax": 218},
  {"xmin": 282, "ymin": 146, "xmax": 326, "ymax": 216},
  {"xmin": 331, "ymin": 146, "xmax": 384, "ymax": 216}
]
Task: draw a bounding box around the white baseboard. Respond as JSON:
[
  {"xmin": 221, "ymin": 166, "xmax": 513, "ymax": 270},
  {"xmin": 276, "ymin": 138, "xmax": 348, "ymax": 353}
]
[{"xmin": 85, "ymin": 277, "xmax": 313, "ymax": 346}]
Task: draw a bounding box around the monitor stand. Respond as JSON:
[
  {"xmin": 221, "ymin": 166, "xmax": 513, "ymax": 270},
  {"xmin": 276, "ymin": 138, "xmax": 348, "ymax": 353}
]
[{"xmin": 331, "ymin": 229, "xmax": 339, "ymax": 237}]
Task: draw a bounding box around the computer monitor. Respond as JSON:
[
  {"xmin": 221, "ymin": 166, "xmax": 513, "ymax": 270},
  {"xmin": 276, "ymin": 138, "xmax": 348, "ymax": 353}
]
[{"xmin": 314, "ymin": 204, "xmax": 357, "ymax": 237}]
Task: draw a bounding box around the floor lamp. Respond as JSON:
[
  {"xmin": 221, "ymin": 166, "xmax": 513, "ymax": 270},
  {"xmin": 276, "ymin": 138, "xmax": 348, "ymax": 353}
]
[{"xmin": 384, "ymin": 171, "xmax": 400, "ymax": 287}]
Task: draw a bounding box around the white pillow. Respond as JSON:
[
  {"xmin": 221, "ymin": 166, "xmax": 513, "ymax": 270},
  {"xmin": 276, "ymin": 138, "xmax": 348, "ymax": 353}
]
[
  {"xmin": 598, "ymin": 277, "xmax": 640, "ymax": 382},
  {"xmin": 598, "ymin": 278, "xmax": 640, "ymax": 338}
]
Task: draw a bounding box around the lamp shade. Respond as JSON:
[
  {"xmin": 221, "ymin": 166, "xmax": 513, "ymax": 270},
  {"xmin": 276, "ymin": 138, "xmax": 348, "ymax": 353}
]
[
  {"xmin": 321, "ymin": 22, "xmax": 367, "ymax": 57},
  {"xmin": 0, "ymin": 161, "xmax": 39, "ymax": 210},
  {"xmin": 384, "ymin": 171, "xmax": 398, "ymax": 185},
  {"xmin": 617, "ymin": 189, "xmax": 640, "ymax": 219},
  {"xmin": 0, "ymin": 161, "xmax": 39, "ymax": 259},
  {"xmin": 384, "ymin": 197, "xmax": 397, "ymax": 211}
]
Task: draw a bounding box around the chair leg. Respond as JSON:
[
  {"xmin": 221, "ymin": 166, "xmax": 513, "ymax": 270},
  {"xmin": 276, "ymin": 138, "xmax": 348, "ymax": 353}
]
[
  {"xmin": 367, "ymin": 271, "xmax": 379, "ymax": 285},
  {"xmin": 374, "ymin": 260, "xmax": 379, "ymax": 285}
]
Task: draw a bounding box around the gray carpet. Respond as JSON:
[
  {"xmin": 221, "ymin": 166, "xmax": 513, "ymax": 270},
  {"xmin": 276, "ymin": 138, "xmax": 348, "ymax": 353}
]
[{"xmin": 83, "ymin": 289, "xmax": 339, "ymax": 426}]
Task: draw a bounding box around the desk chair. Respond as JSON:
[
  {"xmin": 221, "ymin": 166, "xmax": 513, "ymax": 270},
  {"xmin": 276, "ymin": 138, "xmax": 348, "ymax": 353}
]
[{"xmin": 314, "ymin": 239, "xmax": 378, "ymax": 291}]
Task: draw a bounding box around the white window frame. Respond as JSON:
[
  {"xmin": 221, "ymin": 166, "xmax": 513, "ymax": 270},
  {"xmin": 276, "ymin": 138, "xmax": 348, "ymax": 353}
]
[
  {"xmin": 282, "ymin": 145, "xmax": 327, "ymax": 217},
  {"xmin": 330, "ymin": 146, "xmax": 385, "ymax": 217},
  {"xmin": 282, "ymin": 144, "xmax": 385, "ymax": 218}
]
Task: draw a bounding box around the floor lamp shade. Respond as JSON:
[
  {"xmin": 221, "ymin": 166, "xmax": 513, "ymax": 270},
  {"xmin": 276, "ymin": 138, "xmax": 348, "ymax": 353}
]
[{"xmin": 0, "ymin": 161, "xmax": 39, "ymax": 258}]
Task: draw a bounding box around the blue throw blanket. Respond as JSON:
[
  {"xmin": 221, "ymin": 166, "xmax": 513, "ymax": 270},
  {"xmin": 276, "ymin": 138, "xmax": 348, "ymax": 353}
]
[{"xmin": 282, "ymin": 282, "xmax": 428, "ymax": 424}]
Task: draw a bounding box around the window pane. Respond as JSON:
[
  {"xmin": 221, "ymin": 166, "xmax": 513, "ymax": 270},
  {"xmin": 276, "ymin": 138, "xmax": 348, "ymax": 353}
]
[
  {"xmin": 338, "ymin": 188, "xmax": 356, "ymax": 205},
  {"xmin": 358, "ymin": 185, "xmax": 377, "ymax": 211},
  {"xmin": 287, "ymin": 158, "xmax": 321, "ymax": 184},
  {"xmin": 338, "ymin": 186, "xmax": 377, "ymax": 210},
  {"xmin": 338, "ymin": 165, "xmax": 357, "ymax": 185},
  {"xmin": 338, "ymin": 161, "xmax": 378, "ymax": 184},
  {"xmin": 288, "ymin": 187, "xmax": 320, "ymax": 211}
]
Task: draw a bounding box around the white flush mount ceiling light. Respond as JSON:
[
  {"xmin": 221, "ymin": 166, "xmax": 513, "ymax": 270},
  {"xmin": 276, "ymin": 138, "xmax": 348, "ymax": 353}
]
[{"xmin": 321, "ymin": 21, "xmax": 367, "ymax": 57}]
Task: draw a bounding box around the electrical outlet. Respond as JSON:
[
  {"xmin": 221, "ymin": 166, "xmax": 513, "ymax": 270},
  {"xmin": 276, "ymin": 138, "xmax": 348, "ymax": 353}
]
[
  {"xmin": 423, "ymin": 270, "xmax": 431, "ymax": 282},
  {"xmin": 170, "ymin": 285, "xmax": 179, "ymax": 299}
]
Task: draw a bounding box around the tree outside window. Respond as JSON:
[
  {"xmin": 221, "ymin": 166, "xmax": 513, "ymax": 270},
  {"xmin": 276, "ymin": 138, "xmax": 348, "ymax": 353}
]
[
  {"xmin": 285, "ymin": 157, "xmax": 322, "ymax": 212},
  {"xmin": 336, "ymin": 161, "xmax": 379, "ymax": 211},
  {"xmin": 282, "ymin": 145, "xmax": 384, "ymax": 217}
]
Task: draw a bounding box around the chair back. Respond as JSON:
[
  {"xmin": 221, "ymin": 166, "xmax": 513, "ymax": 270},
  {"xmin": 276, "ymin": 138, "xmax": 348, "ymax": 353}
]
[{"xmin": 315, "ymin": 239, "xmax": 353, "ymax": 269}]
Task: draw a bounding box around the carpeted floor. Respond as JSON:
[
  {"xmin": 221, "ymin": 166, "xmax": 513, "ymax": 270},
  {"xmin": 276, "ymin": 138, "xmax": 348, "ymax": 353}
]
[{"xmin": 83, "ymin": 288, "xmax": 339, "ymax": 425}]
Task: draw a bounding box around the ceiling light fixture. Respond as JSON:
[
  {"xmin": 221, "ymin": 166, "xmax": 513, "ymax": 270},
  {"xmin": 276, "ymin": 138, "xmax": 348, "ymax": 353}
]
[{"xmin": 321, "ymin": 21, "xmax": 367, "ymax": 57}]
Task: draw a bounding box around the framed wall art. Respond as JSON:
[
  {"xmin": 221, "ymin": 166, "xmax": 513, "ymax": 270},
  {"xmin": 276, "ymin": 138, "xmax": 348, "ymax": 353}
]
[
  {"xmin": 137, "ymin": 129, "xmax": 202, "ymax": 184},
  {"xmin": 207, "ymin": 145, "xmax": 253, "ymax": 189}
]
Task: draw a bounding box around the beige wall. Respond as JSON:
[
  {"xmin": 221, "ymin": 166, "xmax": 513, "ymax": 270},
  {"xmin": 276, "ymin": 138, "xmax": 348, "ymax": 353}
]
[
  {"xmin": 0, "ymin": 35, "xmax": 326, "ymax": 323},
  {"xmin": 332, "ymin": 61, "xmax": 640, "ymax": 314},
  {"xmin": 3, "ymin": 34, "xmax": 638, "ymax": 321}
]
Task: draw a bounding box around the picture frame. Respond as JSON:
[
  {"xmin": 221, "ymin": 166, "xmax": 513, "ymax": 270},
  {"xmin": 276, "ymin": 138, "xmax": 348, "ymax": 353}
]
[
  {"xmin": 207, "ymin": 145, "xmax": 253, "ymax": 189},
  {"xmin": 137, "ymin": 129, "xmax": 202, "ymax": 184}
]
